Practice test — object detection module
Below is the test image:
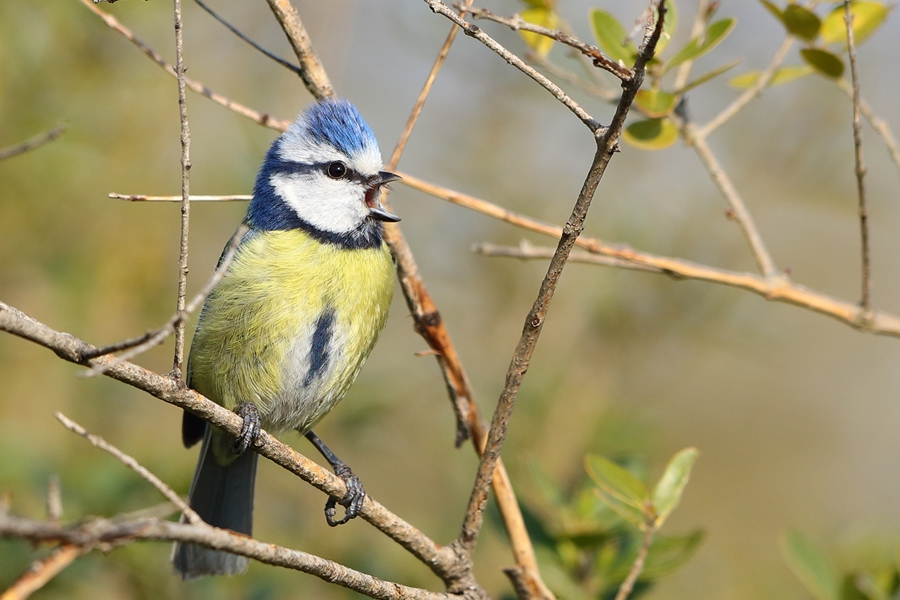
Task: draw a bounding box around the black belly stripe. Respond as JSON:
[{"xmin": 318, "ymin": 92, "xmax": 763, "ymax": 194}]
[{"xmin": 304, "ymin": 308, "xmax": 335, "ymax": 387}]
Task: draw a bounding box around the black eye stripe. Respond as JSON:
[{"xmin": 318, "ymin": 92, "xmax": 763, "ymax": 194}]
[{"xmin": 273, "ymin": 160, "xmax": 368, "ymax": 185}]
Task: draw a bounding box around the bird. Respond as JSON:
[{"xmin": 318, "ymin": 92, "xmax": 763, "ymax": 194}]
[{"xmin": 171, "ymin": 98, "xmax": 400, "ymax": 579}]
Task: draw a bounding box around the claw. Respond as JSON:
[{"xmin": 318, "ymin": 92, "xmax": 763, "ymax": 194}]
[
  {"xmin": 305, "ymin": 430, "xmax": 366, "ymax": 527},
  {"xmin": 325, "ymin": 466, "xmax": 365, "ymax": 527},
  {"xmin": 232, "ymin": 401, "xmax": 261, "ymax": 455}
]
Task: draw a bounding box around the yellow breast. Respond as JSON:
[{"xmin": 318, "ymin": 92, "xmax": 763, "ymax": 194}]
[{"xmin": 187, "ymin": 229, "xmax": 395, "ymax": 433}]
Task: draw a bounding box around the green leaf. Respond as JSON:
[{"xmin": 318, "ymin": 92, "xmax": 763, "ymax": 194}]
[
  {"xmin": 782, "ymin": 4, "xmax": 822, "ymax": 41},
  {"xmin": 590, "ymin": 9, "xmax": 637, "ymax": 65},
  {"xmin": 729, "ymin": 64, "xmax": 814, "ymax": 88},
  {"xmin": 634, "ymin": 89, "xmax": 677, "ymax": 118},
  {"xmin": 667, "ymin": 18, "xmax": 736, "ymax": 69},
  {"xmin": 533, "ymin": 546, "xmax": 593, "ymax": 600},
  {"xmin": 603, "ymin": 530, "xmax": 706, "ymax": 581},
  {"xmin": 675, "ymin": 58, "xmax": 742, "ymax": 94},
  {"xmin": 820, "ymin": 2, "xmax": 890, "ymax": 45},
  {"xmin": 526, "ymin": 458, "xmax": 567, "ymax": 510},
  {"xmin": 651, "ymin": 447, "xmax": 698, "ymax": 526},
  {"xmin": 655, "ymin": 0, "xmax": 678, "ymax": 56},
  {"xmin": 622, "ymin": 118, "xmax": 679, "ymax": 150},
  {"xmin": 519, "ymin": 8, "xmax": 558, "ymax": 58},
  {"xmin": 641, "ymin": 530, "xmax": 705, "ymax": 579},
  {"xmin": 759, "ymin": 0, "xmax": 785, "ymax": 23},
  {"xmin": 585, "ymin": 454, "xmax": 649, "ymax": 527},
  {"xmin": 521, "ymin": 0, "xmax": 556, "ymax": 8},
  {"xmin": 801, "ymin": 48, "xmax": 845, "ymax": 78},
  {"xmin": 780, "ymin": 529, "xmax": 841, "ymax": 600}
]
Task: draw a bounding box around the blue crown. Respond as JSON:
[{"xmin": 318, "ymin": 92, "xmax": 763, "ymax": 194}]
[{"xmin": 303, "ymin": 99, "xmax": 377, "ymax": 156}]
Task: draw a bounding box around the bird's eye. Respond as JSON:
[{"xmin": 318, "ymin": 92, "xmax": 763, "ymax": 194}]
[{"xmin": 326, "ymin": 161, "xmax": 347, "ymax": 179}]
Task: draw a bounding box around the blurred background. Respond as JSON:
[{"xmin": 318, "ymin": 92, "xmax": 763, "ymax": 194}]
[{"xmin": 2, "ymin": 1, "xmax": 899, "ymax": 598}]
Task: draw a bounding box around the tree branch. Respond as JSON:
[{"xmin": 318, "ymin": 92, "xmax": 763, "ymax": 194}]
[
  {"xmin": 680, "ymin": 119, "xmax": 778, "ymax": 278},
  {"xmin": 453, "ymin": 0, "xmax": 666, "ymax": 571},
  {"xmin": 55, "ymin": 412, "xmax": 199, "ymax": 523},
  {"xmin": 699, "ymin": 36, "xmax": 794, "ymax": 138},
  {"xmin": 264, "ymin": 0, "xmax": 335, "ymax": 100},
  {"xmin": 844, "ymin": 0, "xmax": 871, "ymax": 311},
  {"xmin": 423, "ymin": 0, "xmax": 599, "ymax": 132},
  {"xmin": 399, "ymin": 174, "xmax": 900, "ymax": 336},
  {"xmin": 467, "ymin": 6, "xmax": 632, "ymax": 81},
  {"xmin": 0, "ymin": 301, "xmax": 478, "ymax": 590},
  {"xmin": 79, "ymin": 0, "xmax": 290, "ymax": 131},
  {"xmin": 0, "ymin": 512, "xmax": 470, "ymax": 600},
  {"xmin": 0, "ymin": 124, "xmax": 66, "ymax": 162},
  {"xmin": 171, "ymin": 0, "xmax": 192, "ymax": 377}
]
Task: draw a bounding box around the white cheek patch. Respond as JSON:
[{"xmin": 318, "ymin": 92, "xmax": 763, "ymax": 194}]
[{"xmin": 271, "ymin": 173, "xmax": 369, "ymax": 235}]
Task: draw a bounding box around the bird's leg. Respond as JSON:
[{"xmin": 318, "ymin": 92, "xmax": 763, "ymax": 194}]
[
  {"xmin": 231, "ymin": 401, "xmax": 261, "ymax": 454},
  {"xmin": 304, "ymin": 430, "xmax": 365, "ymax": 526}
]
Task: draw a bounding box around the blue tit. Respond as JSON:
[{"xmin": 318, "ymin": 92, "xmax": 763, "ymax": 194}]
[{"xmin": 171, "ymin": 99, "xmax": 400, "ymax": 579}]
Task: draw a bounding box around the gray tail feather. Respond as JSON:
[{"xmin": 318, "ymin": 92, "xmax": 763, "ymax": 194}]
[{"xmin": 172, "ymin": 428, "xmax": 258, "ymax": 579}]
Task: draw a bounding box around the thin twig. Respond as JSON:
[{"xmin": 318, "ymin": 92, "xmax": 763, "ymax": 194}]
[
  {"xmin": 454, "ymin": 0, "xmax": 666, "ymax": 568},
  {"xmin": 193, "ymin": 0, "xmax": 302, "ymax": 75},
  {"xmin": 172, "ymin": 0, "xmax": 192, "ymax": 378},
  {"xmin": 46, "ymin": 476, "xmax": 62, "ymax": 525},
  {"xmin": 0, "ymin": 545, "xmax": 85, "ymax": 600},
  {"xmin": 0, "ymin": 512, "xmax": 472, "ymax": 600},
  {"xmin": 681, "ymin": 120, "xmax": 777, "ymax": 278},
  {"xmin": 264, "ymin": 0, "xmax": 335, "ymax": 100},
  {"xmin": 424, "ymin": 0, "xmax": 599, "ymax": 132},
  {"xmin": 671, "ymin": 0, "xmax": 711, "ymax": 91},
  {"xmin": 110, "ymin": 193, "xmax": 251, "ymax": 202},
  {"xmin": 474, "ymin": 241, "xmax": 659, "ymax": 272},
  {"xmin": 79, "ymin": 0, "xmax": 290, "ymax": 131},
  {"xmin": 699, "ymin": 35, "xmax": 794, "ymax": 138},
  {"xmin": 844, "ymin": 0, "xmax": 871, "ymax": 311},
  {"xmin": 467, "ymin": 6, "xmax": 632, "ymax": 80},
  {"xmin": 0, "ymin": 124, "xmax": 67, "ymax": 162},
  {"xmin": 837, "ymin": 79, "xmax": 900, "ymax": 176},
  {"xmin": 83, "ymin": 224, "xmax": 248, "ymax": 372},
  {"xmin": 0, "ymin": 300, "xmax": 474, "ymax": 590},
  {"xmin": 613, "ymin": 521, "xmax": 656, "ymax": 600},
  {"xmin": 55, "ymin": 412, "xmax": 200, "ymax": 523},
  {"xmin": 401, "ymin": 172, "xmax": 900, "ymax": 336}
]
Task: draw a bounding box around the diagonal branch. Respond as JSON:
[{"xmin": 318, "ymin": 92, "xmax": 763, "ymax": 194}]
[
  {"xmin": 424, "ymin": 0, "xmax": 599, "ymax": 132},
  {"xmin": 0, "ymin": 301, "xmax": 478, "ymax": 591},
  {"xmin": 82, "ymin": 224, "xmax": 248, "ymax": 372},
  {"xmin": 699, "ymin": 35, "xmax": 794, "ymax": 138},
  {"xmin": 265, "ymin": 0, "xmax": 335, "ymax": 100},
  {"xmin": 0, "ymin": 512, "xmax": 470, "ymax": 600},
  {"xmin": 1, "ymin": 544, "xmax": 86, "ymax": 600},
  {"xmin": 467, "ymin": 7, "xmax": 632, "ymax": 80},
  {"xmin": 680, "ymin": 120, "xmax": 778, "ymax": 278},
  {"xmin": 79, "ymin": 0, "xmax": 290, "ymax": 131},
  {"xmin": 402, "ymin": 176, "xmax": 900, "ymax": 336},
  {"xmin": 451, "ymin": 0, "xmax": 666, "ymax": 571},
  {"xmin": 55, "ymin": 412, "xmax": 199, "ymax": 523},
  {"xmin": 837, "ymin": 79, "xmax": 900, "ymax": 176},
  {"xmin": 0, "ymin": 124, "xmax": 67, "ymax": 162}
]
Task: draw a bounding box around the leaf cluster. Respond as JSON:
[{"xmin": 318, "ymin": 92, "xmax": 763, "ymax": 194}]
[
  {"xmin": 782, "ymin": 529, "xmax": 900, "ymax": 600},
  {"xmin": 513, "ymin": 449, "xmax": 701, "ymax": 600}
]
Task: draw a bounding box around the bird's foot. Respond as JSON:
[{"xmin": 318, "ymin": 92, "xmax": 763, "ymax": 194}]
[
  {"xmin": 231, "ymin": 402, "xmax": 260, "ymax": 455},
  {"xmin": 325, "ymin": 465, "xmax": 365, "ymax": 527}
]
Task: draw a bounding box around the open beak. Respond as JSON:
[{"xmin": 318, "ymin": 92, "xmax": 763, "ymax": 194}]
[{"xmin": 366, "ymin": 171, "xmax": 402, "ymax": 222}]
